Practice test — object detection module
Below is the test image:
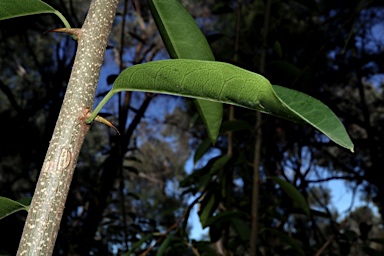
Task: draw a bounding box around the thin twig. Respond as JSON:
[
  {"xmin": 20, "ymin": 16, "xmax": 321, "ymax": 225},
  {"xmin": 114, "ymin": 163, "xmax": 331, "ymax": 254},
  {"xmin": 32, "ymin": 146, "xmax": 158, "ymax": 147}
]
[
  {"xmin": 139, "ymin": 192, "xmax": 206, "ymax": 256},
  {"xmin": 315, "ymin": 235, "xmax": 335, "ymax": 256},
  {"xmin": 250, "ymin": 0, "xmax": 272, "ymax": 255},
  {"xmin": 116, "ymin": 0, "xmax": 130, "ymax": 251},
  {"xmin": 306, "ymin": 175, "xmax": 357, "ymax": 183}
]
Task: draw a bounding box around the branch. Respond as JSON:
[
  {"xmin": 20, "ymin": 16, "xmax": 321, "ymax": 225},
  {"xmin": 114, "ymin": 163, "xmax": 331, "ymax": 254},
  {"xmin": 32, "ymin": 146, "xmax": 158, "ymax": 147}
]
[
  {"xmin": 250, "ymin": 0, "xmax": 272, "ymax": 255},
  {"xmin": 139, "ymin": 192, "xmax": 205, "ymax": 256},
  {"xmin": 306, "ymin": 175, "xmax": 359, "ymax": 183},
  {"xmin": 16, "ymin": 0, "xmax": 119, "ymax": 255},
  {"xmin": 139, "ymin": 211, "xmax": 188, "ymax": 256}
]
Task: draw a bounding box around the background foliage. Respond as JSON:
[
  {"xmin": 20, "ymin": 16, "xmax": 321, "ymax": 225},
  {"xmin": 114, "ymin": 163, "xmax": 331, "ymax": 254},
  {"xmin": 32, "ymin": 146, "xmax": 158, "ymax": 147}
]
[{"xmin": 0, "ymin": 0, "xmax": 383, "ymax": 255}]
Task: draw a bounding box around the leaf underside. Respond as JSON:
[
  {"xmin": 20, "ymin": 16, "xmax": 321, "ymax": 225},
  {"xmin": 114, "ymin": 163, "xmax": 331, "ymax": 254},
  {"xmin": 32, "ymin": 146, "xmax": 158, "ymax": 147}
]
[
  {"xmin": 90, "ymin": 59, "xmax": 353, "ymax": 151},
  {"xmin": 149, "ymin": 0, "xmax": 222, "ymax": 143},
  {"xmin": 271, "ymin": 177, "xmax": 310, "ymax": 216},
  {"xmin": 0, "ymin": 197, "xmax": 30, "ymax": 220},
  {"xmin": 0, "ymin": 0, "xmax": 71, "ymax": 28}
]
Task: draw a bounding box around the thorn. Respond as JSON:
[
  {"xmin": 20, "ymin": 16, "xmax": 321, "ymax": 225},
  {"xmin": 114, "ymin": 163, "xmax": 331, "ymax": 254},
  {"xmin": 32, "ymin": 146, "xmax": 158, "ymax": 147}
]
[
  {"xmin": 94, "ymin": 115, "xmax": 121, "ymax": 135},
  {"xmin": 45, "ymin": 28, "xmax": 82, "ymax": 40}
]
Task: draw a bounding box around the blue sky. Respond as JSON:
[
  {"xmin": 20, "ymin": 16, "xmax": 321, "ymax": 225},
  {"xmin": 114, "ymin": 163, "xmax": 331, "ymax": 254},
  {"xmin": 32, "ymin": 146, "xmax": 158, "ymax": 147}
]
[{"xmin": 95, "ymin": 32, "xmax": 381, "ymax": 242}]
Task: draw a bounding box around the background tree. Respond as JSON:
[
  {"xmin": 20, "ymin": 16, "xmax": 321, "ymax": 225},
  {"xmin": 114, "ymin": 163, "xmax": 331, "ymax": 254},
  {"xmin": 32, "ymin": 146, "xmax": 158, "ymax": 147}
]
[{"xmin": 0, "ymin": 0, "xmax": 383, "ymax": 255}]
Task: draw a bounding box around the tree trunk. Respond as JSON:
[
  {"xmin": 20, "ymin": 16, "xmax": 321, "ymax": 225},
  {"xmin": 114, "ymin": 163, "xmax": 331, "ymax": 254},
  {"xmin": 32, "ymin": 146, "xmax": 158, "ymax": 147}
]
[{"xmin": 17, "ymin": 0, "xmax": 119, "ymax": 255}]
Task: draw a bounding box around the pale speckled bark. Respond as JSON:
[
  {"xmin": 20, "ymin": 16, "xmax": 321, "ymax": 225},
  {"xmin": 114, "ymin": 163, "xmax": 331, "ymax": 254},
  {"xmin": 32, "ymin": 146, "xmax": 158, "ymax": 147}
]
[{"xmin": 17, "ymin": 0, "xmax": 119, "ymax": 255}]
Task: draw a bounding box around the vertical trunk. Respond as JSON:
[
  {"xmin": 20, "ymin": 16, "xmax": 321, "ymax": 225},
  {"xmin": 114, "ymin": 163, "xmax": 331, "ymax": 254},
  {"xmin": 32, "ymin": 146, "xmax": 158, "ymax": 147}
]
[
  {"xmin": 17, "ymin": 0, "xmax": 119, "ymax": 255},
  {"xmin": 250, "ymin": 0, "xmax": 272, "ymax": 255}
]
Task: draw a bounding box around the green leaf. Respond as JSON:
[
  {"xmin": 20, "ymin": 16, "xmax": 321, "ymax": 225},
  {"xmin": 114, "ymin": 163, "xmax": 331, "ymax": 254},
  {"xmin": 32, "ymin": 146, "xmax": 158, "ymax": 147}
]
[
  {"xmin": 205, "ymin": 210, "xmax": 243, "ymax": 226},
  {"xmin": 180, "ymin": 156, "xmax": 226, "ymax": 189},
  {"xmin": 273, "ymin": 41, "xmax": 283, "ymax": 58},
  {"xmin": 272, "ymin": 85, "xmax": 353, "ymax": 151},
  {"xmin": 149, "ymin": 0, "xmax": 222, "ymax": 143},
  {"xmin": 194, "ymin": 100, "xmax": 222, "ymax": 143},
  {"xmin": 208, "ymin": 155, "xmax": 231, "ymax": 175},
  {"xmin": 17, "ymin": 197, "xmax": 32, "ymax": 206},
  {"xmin": 87, "ymin": 59, "xmax": 354, "ymax": 151},
  {"xmin": 261, "ymin": 228, "xmax": 305, "ymax": 255},
  {"xmin": 157, "ymin": 234, "xmax": 174, "ymax": 256},
  {"xmin": 123, "ymin": 233, "xmax": 152, "ymax": 256},
  {"xmin": 149, "ymin": 0, "xmax": 214, "ymax": 64},
  {"xmin": 199, "ymin": 193, "xmax": 217, "ymax": 228},
  {"xmin": 231, "ymin": 217, "xmax": 251, "ymax": 241},
  {"xmin": 192, "ymin": 241, "xmax": 221, "ymax": 255},
  {"xmin": 271, "ymin": 177, "xmax": 310, "ymax": 216},
  {"xmin": 193, "ymin": 138, "xmax": 212, "ymax": 164},
  {"xmin": 0, "ymin": 196, "xmax": 30, "ymax": 220},
  {"xmin": 0, "ymin": 0, "xmax": 71, "ymax": 28}
]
